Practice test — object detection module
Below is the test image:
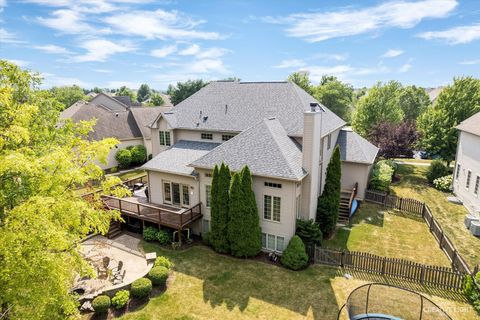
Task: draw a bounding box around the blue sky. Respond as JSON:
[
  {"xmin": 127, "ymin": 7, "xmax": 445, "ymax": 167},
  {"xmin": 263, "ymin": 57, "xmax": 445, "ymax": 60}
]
[{"xmin": 1, "ymin": 0, "xmax": 479, "ymax": 90}]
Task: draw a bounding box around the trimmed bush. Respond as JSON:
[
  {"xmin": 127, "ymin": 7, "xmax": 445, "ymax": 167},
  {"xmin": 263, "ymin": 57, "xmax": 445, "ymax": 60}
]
[
  {"xmin": 433, "ymin": 175, "xmax": 452, "ymax": 192},
  {"xmin": 115, "ymin": 148, "xmax": 132, "ymax": 168},
  {"xmin": 109, "ymin": 166, "xmax": 118, "ymax": 173},
  {"xmin": 154, "ymin": 256, "xmax": 173, "ymax": 269},
  {"xmin": 281, "ymin": 235, "xmax": 309, "ymax": 270},
  {"xmin": 143, "ymin": 226, "xmax": 158, "ymax": 241},
  {"xmin": 426, "ymin": 160, "xmax": 450, "ymax": 184},
  {"xmin": 156, "ymin": 229, "xmax": 170, "ymax": 245},
  {"xmin": 92, "ymin": 295, "xmax": 111, "ymax": 314},
  {"xmin": 369, "ymin": 160, "xmax": 395, "ymax": 191},
  {"xmin": 130, "ymin": 145, "xmax": 147, "ymax": 165},
  {"xmin": 463, "ymin": 272, "xmax": 480, "ymax": 314},
  {"xmin": 111, "ymin": 290, "xmax": 129, "ymax": 309},
  {"xmin": 148, "ymin": 266, "xmax": 169, "ymax": 286},
  {"xmin": 295, "ymin": 219, "xmax": 322, "ymax": 247},
  {"xmin": 130, "ymin": 278, "xmax": 152, "ymax": 299}
]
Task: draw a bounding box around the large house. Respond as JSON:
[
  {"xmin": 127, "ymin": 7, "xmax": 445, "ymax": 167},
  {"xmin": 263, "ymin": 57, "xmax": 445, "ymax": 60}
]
[
  {"xmin": 61, "ymin": 92, "xmax": 171, "ymax": 169},
  {"xmin": 453, "ymin": 111, "xmax": 480, "ymax": 216},
  {"xmin": 141, "ymin": 81, "xmax": 378, "ymax": 251}
]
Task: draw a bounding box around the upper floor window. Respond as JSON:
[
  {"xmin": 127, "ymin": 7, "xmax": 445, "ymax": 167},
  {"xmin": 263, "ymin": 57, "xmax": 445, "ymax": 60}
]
[
  {"xmin": 466, "ymin": 170, "xmax": 472, "ymax": 189},
  {"xmin": 264, "ymin": 195, "xmax": 281, "ymax": 222},
  {"xmin": 264, "ymin": 182, "xmax": 282, "ymax": 189},
  {"xmin": 201, "ymin": 133, "xmax": 213, "ymax": 140},
  {"xmin": 205, "ymin": 172, "xmax": 213, "ymax": 178},
  {"xmin": 475, "ymin": 176, "xmax": 480, "ymax": 196},
  {"xmin": 327, "ymin": 134, "xmax": 331, "ymax": 150},
  {"xmin": 222, "ymin": 134, "xmax": 235, "ymax": 141},
  {"xmin": 205, "ymin": 185, "xmax": 212, "ymax": 207},
  {"xmin": 159, "ymin": 131, "xmax": 171, "ymax": 146},
  {"xmin": 455, "ymin": 164, "xmax": 461, "ymax": 180}
]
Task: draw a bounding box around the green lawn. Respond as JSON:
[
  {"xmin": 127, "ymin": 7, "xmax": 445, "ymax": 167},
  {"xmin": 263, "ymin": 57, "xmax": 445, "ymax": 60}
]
[
  {"xmin": 114, "ymin": 169, "xmax": 146, "ymax": 181},
  {"xmin": 111, "ymin": 244, "xmax": 476, "ymax": 320},
  {"xmin": 324, "ymin": 203, "xmax": 451, "ymax": 266},
  {"xmin": 391, "ymin": 164, "xmax": 480, "ymax": 270}
]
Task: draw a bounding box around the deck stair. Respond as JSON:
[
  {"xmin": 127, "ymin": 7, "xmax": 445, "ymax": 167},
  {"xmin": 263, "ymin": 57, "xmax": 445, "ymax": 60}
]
[
  {"xmin": 338, "ymin": 182, "xmax": 358, "ymax": 224},
  {"xmin": 107, "ymin": 221, "xmax": 122, "ymax": 239}
]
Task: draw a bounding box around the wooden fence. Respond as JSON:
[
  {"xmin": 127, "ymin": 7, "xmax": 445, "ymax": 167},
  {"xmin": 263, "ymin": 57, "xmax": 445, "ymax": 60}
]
[
  {"xmin": 364, "ymin": 189, "xmax": 472, "ymax": 275},
  {"xmin": 313, "ymin": 247, "xmax": 466, "ymax": 291}
]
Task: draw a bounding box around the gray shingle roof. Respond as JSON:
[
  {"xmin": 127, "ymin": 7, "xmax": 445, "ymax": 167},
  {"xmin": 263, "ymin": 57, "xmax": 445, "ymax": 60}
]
[
  {"xmin": 456, "ymin": 111, "xmax": 480, "ymax": 137},
  {"xmin": 336, "ymin": 128, "xmax": 379, "ymax": 164},
  {"xmin": 159, "ymin": 81, "xmax": 345, "ymax": 137},
  {"xmin": 190, "ymin": 118, "xmax": 306, "ymax": 180},
  {"xmin": 130, "ymin": 107, "xmax": 171, "ymax": 139},
  {"xmin": 142, "ymin": 140, "xmax": 220, "ymax": 176}
]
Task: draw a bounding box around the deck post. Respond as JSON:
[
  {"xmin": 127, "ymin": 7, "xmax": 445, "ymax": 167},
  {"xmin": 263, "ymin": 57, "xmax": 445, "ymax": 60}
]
[{"xmin": 178, "ymin": 227, "xmax": 182, "ymax": 246}]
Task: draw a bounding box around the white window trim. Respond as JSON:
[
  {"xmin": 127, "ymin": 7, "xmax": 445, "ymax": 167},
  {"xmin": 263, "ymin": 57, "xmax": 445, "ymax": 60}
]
[
  {"xmin": 261, "ymin": 232, "xmax": 285, "ymax": 253},
  {"xmin": 162, "ymin": 180, "xmax": 190, "ymax": 208},
  {"xmin": 455, "ymin": 163, "xmax": 461, "ymax": 181},
  {"xmin": 205, "ymin": 185, "xmax": 212, "ymax": 208},
  {"xmin": 466, "ymin": 170, "xmax": 472, "ymax": 190},
  {"xmin": 474, "ymin": 176, "xmax": 480, "ymax": 197},
  {"xmin": 263, "ymin": 194, "xmax": 281, "ymax": 223}
]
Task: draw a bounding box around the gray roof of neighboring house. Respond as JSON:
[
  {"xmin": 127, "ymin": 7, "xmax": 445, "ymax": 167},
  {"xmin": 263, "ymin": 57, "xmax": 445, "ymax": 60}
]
[
  {"xmin": 336, "ymin": 128, "xmax": 379, "ymax": 164},
  {"xmin": 157, "ymin": 81, "xmax": 346, "ymax": 137},
  {"xmin": 60, "ymin": 102, "xmax": 142, "ymax": 140},
  {"xmin": 456, "ymin": 111, "xmax": 480, "ymax": 137},
  {"xmin": 142, "ymin": 140, "xmax": 220, "ymax": 176},
  {"xmin": 113, "ymin": 96, "xmax": 133, "ymax": 107},
  {"xmin": 190, "ymin": 118, "xmax": 306, "ymax": 180},
  {"xmin": 426, "ymin": 87, "xmax": 444, "ymax": 103},
  {"xmin": 130, "ymin": 106, "xmax": 171, "ymax": 139}
]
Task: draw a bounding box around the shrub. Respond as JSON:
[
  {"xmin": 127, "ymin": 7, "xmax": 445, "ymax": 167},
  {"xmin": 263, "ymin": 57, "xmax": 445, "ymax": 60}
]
[
  {"xmin": 111, "ymin": 290, "xmax": 129, "ymax": 309},
  {"xmin": 143, "ymin": 226, "xmax": 158, "ymax": 241},
  {"xmin": 281, "ymin": 235, "xmax": 309, "ymax": 270},
  {"xmin": 130, "ymin": 278, "xmax": 152, "ymax": 299},
  {"xmin": 464, "ymin": 272, "xmax": 480, "ymax": 314},
  {"xmin": 369, "ymin": 160, "xmax": 395, "ymax": 191},
  {"xmin": 115, "ymin": 148, "xmax": 132, "ymax": 168},
  {"xmin": 148, "ymin": 266, "xmax": 169, "ymax": 286},
  {"xmin": 154, "ymin": 256, "xmax": 173, "ymax": 269},
  {"xmin": 156, "ymin": 229, "xmax": 170, "ymax": 245},
  {"xmin": 202, "ymin": 231, "xmax": 211, "ymax": 246},
  {"xmin": 110, "ymin": 166, "xmax": 118, "ymax": 173},
  {"xmin": 295, "ymin": 219, "xmax": 322, "ymax": 247},
  {"xmin": 433, "ymin": 175, "xmax": 452, "ymax": 192},
  {"xmin": 92, "ymin": 295, "xmax": 111, "ymax": 314},
  {"xmin": 426, "ymin": 160, "xmax": 450, "ymax": 184},
  {"xmin": 130, "ymin": 145, "xmax": 147, "ymax": 165}
]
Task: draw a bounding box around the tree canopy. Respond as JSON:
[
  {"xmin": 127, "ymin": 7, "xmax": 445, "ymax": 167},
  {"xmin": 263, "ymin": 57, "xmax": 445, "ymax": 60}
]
[
  {"xmin": 417, "ymin": 77, "xmax": 480, "ymax": 163},
  {"xmin": 116, "ymin": 85, "xmax": 136, "ymax": 102},
  {"xmin": 149, "ymin": 92, "xmax": 165, "ymax": 106},
  {"xmin": 368, "ymin": 121, "xmax": 418, "ymax": 158},
  {"xmin": 167, "ymin": 79, "xmax": 207, "ymax": 105},
  {"xmin": 313, "ymin": 76, "xmax": 354, "ymax": 121},
  {"xmin": 0, "ymin": 60, "xmax": 128, "ymax": 319},
  {"xmin": 137, "ymin": 83, "xmax": 151, "ymax": 102},
  {"xmin": 50, "ymin": 85, "xmax": 86, "ymax": 110},
  {"xmin": 396, "ymin": 85, "xmax": 430, "ymax": 120},
  {"xmin": 288, "ymin": 71, "xmax": 313, "ymax": 94}
]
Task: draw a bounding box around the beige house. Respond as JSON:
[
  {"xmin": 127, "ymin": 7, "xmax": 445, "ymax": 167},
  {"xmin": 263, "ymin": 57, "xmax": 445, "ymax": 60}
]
[
  {"xmin": 142, "ymin": 81, "xmax": 378, "ymax": 252},
  {"xmin": 453, "ymin": 111, "xmax": 480, "ymax": 216},
  {"xmin": 61, "ymin": 92, "xmax": 171, "ymax": 169}
]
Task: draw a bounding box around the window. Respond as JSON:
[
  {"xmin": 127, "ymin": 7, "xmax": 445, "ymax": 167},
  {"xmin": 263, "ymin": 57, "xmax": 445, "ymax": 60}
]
[
  {"xmin": 327, "ymin": 134, "xmax": 331, "ymax": 150},
  {"xmin": 466, "ymin": 170, "xmax": 472, "ymax": 189},
  {"xmin": 475, "ymin": 176, "xmax": 480, "ymax": 196},
  {"xmin": 205, "ymin": 185, "xmax": 212, "ymax": 207},
  {"xmin": 264, "ymin": 182, "xmax": 282, "ymax": 189},
  {"xmin": 159, "ymin": 131, "xmax": 171, "ymax": 146},
  {"xmin": 201, "ymin": 133, "xmax": 213, "ymax": 140},
  {"xmin": 295, "ymin": 194, "xmax": 301, "ymax": 218},
  {"xmin": 456, "ymin": 164, "xmax": 461, "ymax": 180},
  {"xmin": 222, "ymin": 134, "xmax": 234, "ymax": 141},
  {"xmin": 264, "ymin": 195, "xmax": 281, "ymax": 222},
  {"xmin": 205, "ymin": 172, "xmax": 212, "ymax": 177},
  {"xmin": 182, "ymin": 185, "xmax": 190, "ymax": 206},
  {"xmin": 202, "ymin": 219, "xmax": 210, "ymax": 233},
  {"xmin": 163, "ymin": 182, "xmax": 172, "ymax": 203},
  {"xmin": 261, "ymin": 233, "xmax": 285, "ymax": 252}
]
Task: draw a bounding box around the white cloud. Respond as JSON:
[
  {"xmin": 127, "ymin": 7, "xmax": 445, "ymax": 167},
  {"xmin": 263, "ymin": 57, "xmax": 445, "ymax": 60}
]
[
  {"xmin": 41, "ymin": 73, "xmax": 92, "ymax": 88},
  {"xmin": 105, "ymin": 9, "xmax": 221, "ymax": 40},
  {"xmin": 105, "ymin": 81, "xmax": 142, "ymax": 89},
  {"xmin": 187, "ymin": 59, "xmax": 228, "ymax": 74},
  {"xmin": 274, "ymin": 59, "xmax": 306, "ymax": 69},
  {"xmin": 300, "ymin": 64, "xmax": 390, "ymax": 83},
  {"xmin": 265, "ymin": 0, "xmax": 457, "ymax": 42},
  {"xmin": 3, "ymin": 59, "xmax": 30, "ymax": 67},
  {"xmin": 33, "ymin": 44, "xmax": 72, "ymax": 54},
  {"xmin": 150, "ymin": 45, "xmax": 177, "ymax": 58},
  {"xmin": 37, "ymin": 9, "xmax": 99, "ymax": 34},
  {"xmin": 311, "ymin": 53, "xmax": 348, "ymax": 61},
  {"xmin": 197, "ymin": 47, "xmax": 228, "ymax": 59},
  {"xmin": 398, "ymin": 63, "xmax": 412, "ymax": 73},
  {"xmin": 72, "ymin": 39, "xmax": 135, "ymax": 62},
  {"xmin": 0, "ymin": 28, "xmax": 22, "ymax": 44},
  {"xmin": 179, "ymin": 44, "xmax": 200, "ymax": 56},
  {"xmin": 24, "ymin": 0, "xmax": 153, "ymax": 13},
  {"xmin": 382, "ymin": 49, "xmax": 404, "ymax": 58},
  {"xmin": 418, "ymin": 24, "xmax": 480, "ymax": 44},
  {"xmin": 93, "ymin": 69, "xmax": 112, "ymax": 73},
  {"xmin": 459, "ymin": 59, "xmax": 480, "ymax": 65}
]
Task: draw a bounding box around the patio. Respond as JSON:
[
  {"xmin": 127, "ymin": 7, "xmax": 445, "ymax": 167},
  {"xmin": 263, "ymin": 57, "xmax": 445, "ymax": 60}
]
[{"xmin": 74, "ymin": 234, "xmax": 154, "ymax": 302}]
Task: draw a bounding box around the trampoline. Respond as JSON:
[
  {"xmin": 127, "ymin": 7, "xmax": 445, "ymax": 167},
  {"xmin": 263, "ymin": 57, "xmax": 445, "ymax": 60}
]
[{"xmin": 338, "ymin": 283, "xmax": 452, "ymax": 320}]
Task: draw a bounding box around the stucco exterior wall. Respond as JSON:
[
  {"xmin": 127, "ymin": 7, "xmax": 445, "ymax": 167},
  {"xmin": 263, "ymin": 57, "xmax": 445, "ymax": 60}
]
[
  {"xmin": 340, "ymin": 162, "xmax": 372, "ymax": 200},
  {"xmin": 453, "ymin": 131, "xmax": 480, "ymax": 215},
  {"xmin": 319, "ymin": 128, "xmax": 341, "ymax": 196},
  {"xmin": 147, "ymin": 171, "xmax": 199, "ymax": 207},
  {"xmin": 151, "ymin": 117, "xmax": 174, "ymax": 156}
]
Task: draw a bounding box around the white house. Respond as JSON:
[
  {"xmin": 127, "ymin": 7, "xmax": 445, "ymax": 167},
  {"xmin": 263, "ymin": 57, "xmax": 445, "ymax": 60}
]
[
  {"xmin": 453, "ymin": 111, "xmax": 480, "ymax": 216},
  {"xmin": 141, "ymin": 81, "xmax": 378, "ymax": 251}
]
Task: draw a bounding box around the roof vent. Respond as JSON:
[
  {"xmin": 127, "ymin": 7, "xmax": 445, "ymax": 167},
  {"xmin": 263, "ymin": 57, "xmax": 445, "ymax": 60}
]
[
  {"xmin": 225, "ymin": 104, "xmax": 228, "ymax": 114},
  {"xmin": 115, "ymin": 113, "xmax": 119, "ymax": 117},
  {"xmin": 309, "ymin": 102, "xmax": 318, "ymax": 112},
  {"xmin": 203, "ymin": 116, "xmax": 208, "ymax": 122}
]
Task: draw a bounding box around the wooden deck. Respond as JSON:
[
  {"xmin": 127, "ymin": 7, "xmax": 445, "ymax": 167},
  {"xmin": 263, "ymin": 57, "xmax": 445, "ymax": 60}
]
[{"xmin": 102, "ymin": 195, "xmax": 202, "ymax": 230}]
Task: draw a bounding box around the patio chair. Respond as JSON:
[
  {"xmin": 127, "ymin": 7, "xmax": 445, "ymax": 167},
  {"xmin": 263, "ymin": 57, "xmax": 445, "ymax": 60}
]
[
  {"xmin": 113, "ymin": 270, "xmax": 126, "ymax": 285},
  {"xmin": 111, "ymin": 261, "xmax": 123, "ymax": 273},
  {"xmin": 102, "ymin": 256, "xmax": 110, "ymax": 269}
]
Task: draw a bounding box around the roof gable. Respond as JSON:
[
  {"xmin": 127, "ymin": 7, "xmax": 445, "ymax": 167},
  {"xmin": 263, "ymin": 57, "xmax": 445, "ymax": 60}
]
[
  {"xmin": 90, "ymin": 92, "xmax": 129, "ymax": 111},
  {"xmin": 456, "ymin": 111, "xmax": 480, "ymax": 137},
  {"xmin": 336, "ymin": 128, "xmax": 379, "ymax": 164}
]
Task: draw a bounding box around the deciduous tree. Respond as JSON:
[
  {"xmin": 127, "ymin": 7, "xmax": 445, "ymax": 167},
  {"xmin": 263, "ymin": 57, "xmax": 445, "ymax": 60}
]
[
  {"xmin": 368, "ymin": 121, "xmax": 418, "ymax": 158},
  {"xmin": 396, "ymin": 85, "xmax": 430, "ymax": 120},
  {"xmin": 167, "ymin": 80, "xmax": 207, "ymax": 105},
  {"xmin": 314, "ymin": 76, "xmax": 354, "ymax": 121},
  {"xmin": 116, "ymin": 85, "xmax": 136, "ymax": 102},
  {"xmin": 50, "ymin": 85, "xmax": 86, "ymax": 110},
  {"xmin": 288, "ymin": 71, "xmax": 313, "ymax": 94},
  {"xmin": 149, "ymin": 93, "xmax": 165, "ymax": 106},
  {"xmin": 137, "ymin": 83, "xmax": 151, "ymax": 102}
]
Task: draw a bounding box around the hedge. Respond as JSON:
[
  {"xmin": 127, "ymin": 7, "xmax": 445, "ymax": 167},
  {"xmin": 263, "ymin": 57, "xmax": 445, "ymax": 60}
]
[
  {"xmin": 154, "ymin": 256, "xmax": 173, "ymax": 269},
  {"xmin": 111, "ymin": 290, "xmax": 129, "ymax": 309},
  {"xmin": 281, "ymin": 235, "xmax": 309, "ymax": 270},
  {"xmin": 143, "ymin": 226, "xmax": 158, "ymax": 241},
  {"xmin": 92, "ymin": 295, "xmax": 111, "ymax": 314},
  {"xmin": 148, "ymin": 266, "xmax": 169, "ymax": 286},
  {"xmin": 130, "ymin": 278, "xmax": 152, "ymax": 299}
]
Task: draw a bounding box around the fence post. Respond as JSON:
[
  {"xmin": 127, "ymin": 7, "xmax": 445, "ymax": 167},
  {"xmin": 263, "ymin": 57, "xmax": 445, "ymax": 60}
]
[
  {"xmin": 452, "ymin": 250, "xmax": 458, "ymax": 271},
  {"xmin": 381, "ymin": 257, "xmax": 386, "ymax": 275},
  {"xmin": 420, "ymin": 265, "xmax": 425, "ymax": 285},
  {"xmin": 341, "ymin": 250, "xmax": 345, "ymax": 267},
  {"xmin": 399, "ymin": 198, "xmax": 403, "ymax": 211}
]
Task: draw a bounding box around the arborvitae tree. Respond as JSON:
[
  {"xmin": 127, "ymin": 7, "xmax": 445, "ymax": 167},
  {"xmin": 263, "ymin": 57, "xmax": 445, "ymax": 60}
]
[
  {"xmin": 209, "ymin": 163, "xmax": 231, "ymax": 253},
  {"xmin": 228, "ymin": 166, "xmax": 261, "ymax": 257},
  {"xmin": 316, "ymin": 145, "xmax": 342, "ymax": 237}
]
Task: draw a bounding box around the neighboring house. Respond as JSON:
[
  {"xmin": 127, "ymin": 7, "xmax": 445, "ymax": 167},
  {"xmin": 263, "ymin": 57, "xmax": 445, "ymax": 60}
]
[
  {"xmin": 425, "ymin": 87, "xmax": 444, "ymax": 104},
  {"xmin": 60, "ymin": 92, "xmax": 171, "ymax": 169},
  {"xmin": 453, "ymin": 111, "xmax": 480, "ymax": 216},
  {"xmin": 143, "ymin": 81, "xmax": 379, "ymax": 252}
]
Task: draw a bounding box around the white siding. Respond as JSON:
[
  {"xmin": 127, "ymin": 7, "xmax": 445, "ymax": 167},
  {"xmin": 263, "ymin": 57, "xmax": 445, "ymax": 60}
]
[{"xmin": 341, "ymin": 162, "xmax": 372, "ymax": 200}]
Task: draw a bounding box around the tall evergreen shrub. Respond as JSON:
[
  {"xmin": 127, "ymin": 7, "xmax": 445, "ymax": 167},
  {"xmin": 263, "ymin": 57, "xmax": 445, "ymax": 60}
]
[{"xmin": 209, "ymin": 163, "xmax": 231, "ymax": 253}]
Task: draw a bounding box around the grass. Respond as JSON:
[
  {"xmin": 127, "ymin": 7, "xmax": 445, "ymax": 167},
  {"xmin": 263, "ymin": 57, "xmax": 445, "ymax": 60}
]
[
  {"xmin": 112, "ymin": 244, "xmax": 476, "ymax": 320},
  {"xmin": 77, "ymin": 169, "xmax": 146, "ymax": 195},
  {"xmin": 391, "ymin": 164, "xmax": 480, "ymax": 270},
  {"xmin": 393, "ymin": 158, "xmax": 433, "ymax": 164},
  {"xmin": 324, "ymin": 203, "xmax": 451, "ymax": 266}
]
